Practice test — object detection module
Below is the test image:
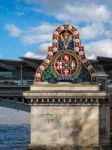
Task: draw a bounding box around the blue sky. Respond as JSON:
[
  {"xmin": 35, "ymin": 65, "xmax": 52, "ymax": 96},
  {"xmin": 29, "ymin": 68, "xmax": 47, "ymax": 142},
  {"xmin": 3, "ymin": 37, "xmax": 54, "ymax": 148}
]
[{"xmin": 0, "ymin": 0, "xmax": 112, "ymax": 60}]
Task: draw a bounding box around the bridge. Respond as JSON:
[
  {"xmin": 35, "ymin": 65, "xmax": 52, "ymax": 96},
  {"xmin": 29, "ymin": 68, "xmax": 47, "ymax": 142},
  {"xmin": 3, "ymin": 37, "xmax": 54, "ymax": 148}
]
[
  {"xmin": 0, "ymin": 98, "xmax": 30, "ymax": 112},
  {"xmin": 0, "ymin": 85, "xmax": 30, "ymax": 112}
]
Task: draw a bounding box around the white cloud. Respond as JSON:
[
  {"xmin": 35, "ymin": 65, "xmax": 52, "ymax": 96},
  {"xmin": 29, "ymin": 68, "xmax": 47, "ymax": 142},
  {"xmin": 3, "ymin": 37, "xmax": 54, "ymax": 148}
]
[
  {"xmin": 25, "ymin": 51, "xmax": 45, "ymax": 59},
  {"xmin": 80, "ymin": 23, "xmax": 105, "ymax": 40},
  {"xmin": 25, "ymin": 42, "xmax": 51, "ymax": 59},
  {"xmin": 26, "ymin": 0, "xmax": 111, "ymax": 24},
  {"xmin": 36, "ymin": 42, "xmax": 51, "ymax": 57},
  {"xmin": 5, "ymin": 23, "xmax": 54, "ymax": 58},
  {"xmin": 22, "ymin": 33, "xmax": 51, "ymax": 45},
  {"xmin": 85, "ymin": 39, "xmax": 112, "ymax": 58},
  {"xmin": 87, "ymin": 54, "xmax": 96, "ymax": 59},
  {"xmin": 5, "ymin": 22, "xmax": 56, "ymax": 45},
  {"xmin": 29, "ymin": 23, "xmax": 55, "ymax": 34},
  {"xmin": 26, "ymin": 0, "xmax": 112, "ymax": 11},
  {"xmin": 37, "ymin": 42, "xmax": 51, "ymax": 53},
  {"xmin": 5, "ymin": 24, "xmax": 22, "ymax": 37},
  {"xmin": 56, "ymin": 5, "xmax": 110, "ymax": 23},
  {"xmin": 24, "ymin": 51, "xmax": 43, "ymax": 58},
  {"xmin": 21, "ymin": 23, "xmax": 56, "ymax": 45},
  {"xmin": 24, "ymin": 51, "xmax": 37, "ymax": 58}
]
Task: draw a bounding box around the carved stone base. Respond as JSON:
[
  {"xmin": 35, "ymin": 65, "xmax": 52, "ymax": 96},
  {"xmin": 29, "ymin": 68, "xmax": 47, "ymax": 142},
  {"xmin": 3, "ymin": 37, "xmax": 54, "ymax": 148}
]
[
  {"xmin": 27, "ymin": 145, "xmax": 103, "ymax": 150},
  {"xmin": 23, "ymin": 83, "xmax": 110, "ymax": 149}
]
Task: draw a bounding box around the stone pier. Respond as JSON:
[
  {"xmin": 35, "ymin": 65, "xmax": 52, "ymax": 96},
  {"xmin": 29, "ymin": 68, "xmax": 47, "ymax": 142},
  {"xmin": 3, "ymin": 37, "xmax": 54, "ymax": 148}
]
[
  {"xmin": 23, "ymin": 24, "xmax": 110, "ymax": 150},
  {"xmin": 23, "ymin": 83, "xmax": 109, "ymax": 150}
]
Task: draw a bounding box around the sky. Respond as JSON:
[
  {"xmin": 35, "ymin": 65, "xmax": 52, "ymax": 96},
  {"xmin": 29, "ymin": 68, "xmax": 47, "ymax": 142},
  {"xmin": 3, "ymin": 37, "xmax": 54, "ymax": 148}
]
[
  {"xmin": 0, "ymin": 0, "xmax": 112, "ymax": 60},
  {"xmin": 0, "ymin": 0, "xmax": 112, "ymax": 124}
]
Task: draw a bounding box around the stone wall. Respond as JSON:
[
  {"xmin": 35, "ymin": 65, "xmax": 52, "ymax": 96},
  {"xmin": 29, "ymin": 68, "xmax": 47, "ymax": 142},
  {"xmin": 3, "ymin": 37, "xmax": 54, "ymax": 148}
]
[
  {"xmin": 99, "ymin": 105, "xmax": 110, "ymax": 146},
  {"xmin": 30, "ymin": 106, "xmax": 99, "ymax": 147}
]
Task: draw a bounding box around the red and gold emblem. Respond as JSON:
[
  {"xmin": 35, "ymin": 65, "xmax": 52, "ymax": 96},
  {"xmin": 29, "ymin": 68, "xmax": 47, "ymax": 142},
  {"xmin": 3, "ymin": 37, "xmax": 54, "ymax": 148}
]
[
  {"xmin": 62, "ymin": 54, "xmax": 70, "ymax": 63},
  {"xmin": 62, "ymin": 68, "xmax": 70, "ymax": 76},
  {"xmin": 52, "ymin": 51, "xmax": 81, "ymax": 77},
  {"xmin": 34, "ymin": 24, "xmax": 97, "ymax": 83}
]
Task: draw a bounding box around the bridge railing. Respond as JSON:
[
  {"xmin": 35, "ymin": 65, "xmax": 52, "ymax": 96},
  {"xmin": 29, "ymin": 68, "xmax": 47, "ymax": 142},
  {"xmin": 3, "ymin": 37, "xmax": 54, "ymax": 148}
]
[
  {"xmin": 0, "ymin": 97, "xmax": 30, "ymax": 112},
  {"xmin": 0, "ymin": 80, "xmax": 34, "ymax": 87}
]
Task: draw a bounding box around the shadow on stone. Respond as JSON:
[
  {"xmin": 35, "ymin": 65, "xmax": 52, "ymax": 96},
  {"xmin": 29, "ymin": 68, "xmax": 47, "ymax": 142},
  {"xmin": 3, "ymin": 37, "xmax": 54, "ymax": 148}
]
[{"xmin": 27, "ymin": 144, "xmax": 103, "ymax": 150}]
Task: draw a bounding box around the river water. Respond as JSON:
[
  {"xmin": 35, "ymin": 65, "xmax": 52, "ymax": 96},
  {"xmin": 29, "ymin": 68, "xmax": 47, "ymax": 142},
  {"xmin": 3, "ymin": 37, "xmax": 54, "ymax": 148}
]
[{"xmin": 0, "ymin": 124, "xmax": 30, "ymax": 150}]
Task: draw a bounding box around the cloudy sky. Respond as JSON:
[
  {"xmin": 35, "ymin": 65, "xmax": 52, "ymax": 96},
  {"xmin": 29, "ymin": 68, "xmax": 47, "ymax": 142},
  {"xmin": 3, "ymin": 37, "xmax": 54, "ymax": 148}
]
[
  {"xmin": 0, "ymin": 0, "xmax": 112, "ymax": 60},
  {"xmin": 0, "ymin": 0, "xmax": 112, "ymax": 123}
]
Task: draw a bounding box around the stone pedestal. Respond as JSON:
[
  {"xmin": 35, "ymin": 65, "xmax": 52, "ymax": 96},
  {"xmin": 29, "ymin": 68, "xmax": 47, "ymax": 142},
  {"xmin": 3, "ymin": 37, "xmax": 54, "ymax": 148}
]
[
  {"xmin": 30, "ymin": 106, "xmax": 99, "ymax": 148},
  {"xmin": 23, "ymin": 83, "xmax": 109, "ymax": 150}
]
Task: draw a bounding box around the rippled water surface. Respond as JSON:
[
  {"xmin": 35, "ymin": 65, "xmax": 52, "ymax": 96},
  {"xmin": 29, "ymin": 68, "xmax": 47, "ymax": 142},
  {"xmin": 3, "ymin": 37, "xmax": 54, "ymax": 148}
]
[{"xmin": 0, "ymin": 124, "xmax": 30, "ymax": 150}]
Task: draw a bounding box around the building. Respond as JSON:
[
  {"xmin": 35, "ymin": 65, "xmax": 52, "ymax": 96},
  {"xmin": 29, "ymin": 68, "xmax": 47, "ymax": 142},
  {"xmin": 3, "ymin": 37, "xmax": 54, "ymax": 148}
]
[{"xmin": 0, "ymin": 57, "xmax": 41, "ymax": 111}]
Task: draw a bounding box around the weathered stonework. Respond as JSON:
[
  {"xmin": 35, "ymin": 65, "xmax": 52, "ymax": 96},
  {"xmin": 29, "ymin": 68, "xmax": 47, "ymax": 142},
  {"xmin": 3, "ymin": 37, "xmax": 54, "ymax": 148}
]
[
  {"xmin": 30, "ymin": 106, "xmax": 99, "ymax": 146},
  {"xmin": 23, "ymin": 83, "xmax": 109, "ymax": 150}
]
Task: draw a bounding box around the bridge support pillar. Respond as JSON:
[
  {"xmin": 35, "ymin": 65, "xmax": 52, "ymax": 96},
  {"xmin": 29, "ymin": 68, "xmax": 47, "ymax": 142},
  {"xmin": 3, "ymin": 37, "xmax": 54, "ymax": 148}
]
[{"xmin": 23, "ymin": 83, "xmax": 110, "ymax": 150}]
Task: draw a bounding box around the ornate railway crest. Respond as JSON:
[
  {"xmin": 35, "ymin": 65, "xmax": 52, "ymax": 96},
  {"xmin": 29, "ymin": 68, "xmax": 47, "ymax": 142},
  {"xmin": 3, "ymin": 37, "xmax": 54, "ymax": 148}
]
[
  {"xmin": 51, "ymin": 51, "xmax": 81, "ymax": 77},
  {"xmin": 34, "ymin": 24, "xmax": 97, "ymax": 84}
]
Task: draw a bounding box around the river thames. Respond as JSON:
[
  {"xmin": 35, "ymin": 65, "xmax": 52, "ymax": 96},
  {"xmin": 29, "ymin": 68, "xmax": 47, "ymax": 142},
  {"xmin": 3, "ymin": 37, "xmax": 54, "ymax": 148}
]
[{"xmin": 0, "ymin": 124, "xmax": 30, "ymax": 150}]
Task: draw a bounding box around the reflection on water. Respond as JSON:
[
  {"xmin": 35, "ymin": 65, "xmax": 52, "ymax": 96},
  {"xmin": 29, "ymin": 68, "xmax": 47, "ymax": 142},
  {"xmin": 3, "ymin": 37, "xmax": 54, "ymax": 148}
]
[{"xmin": 0, "ymin": 124, "xmax": 30, "ymax": 150}]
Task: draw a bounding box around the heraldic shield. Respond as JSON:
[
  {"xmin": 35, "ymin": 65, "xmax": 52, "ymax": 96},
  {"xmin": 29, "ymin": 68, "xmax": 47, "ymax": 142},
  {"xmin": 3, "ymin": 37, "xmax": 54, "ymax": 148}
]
[{"xmin": 34, "ymin": 24, "xmax": 97, "ymax": 84}]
